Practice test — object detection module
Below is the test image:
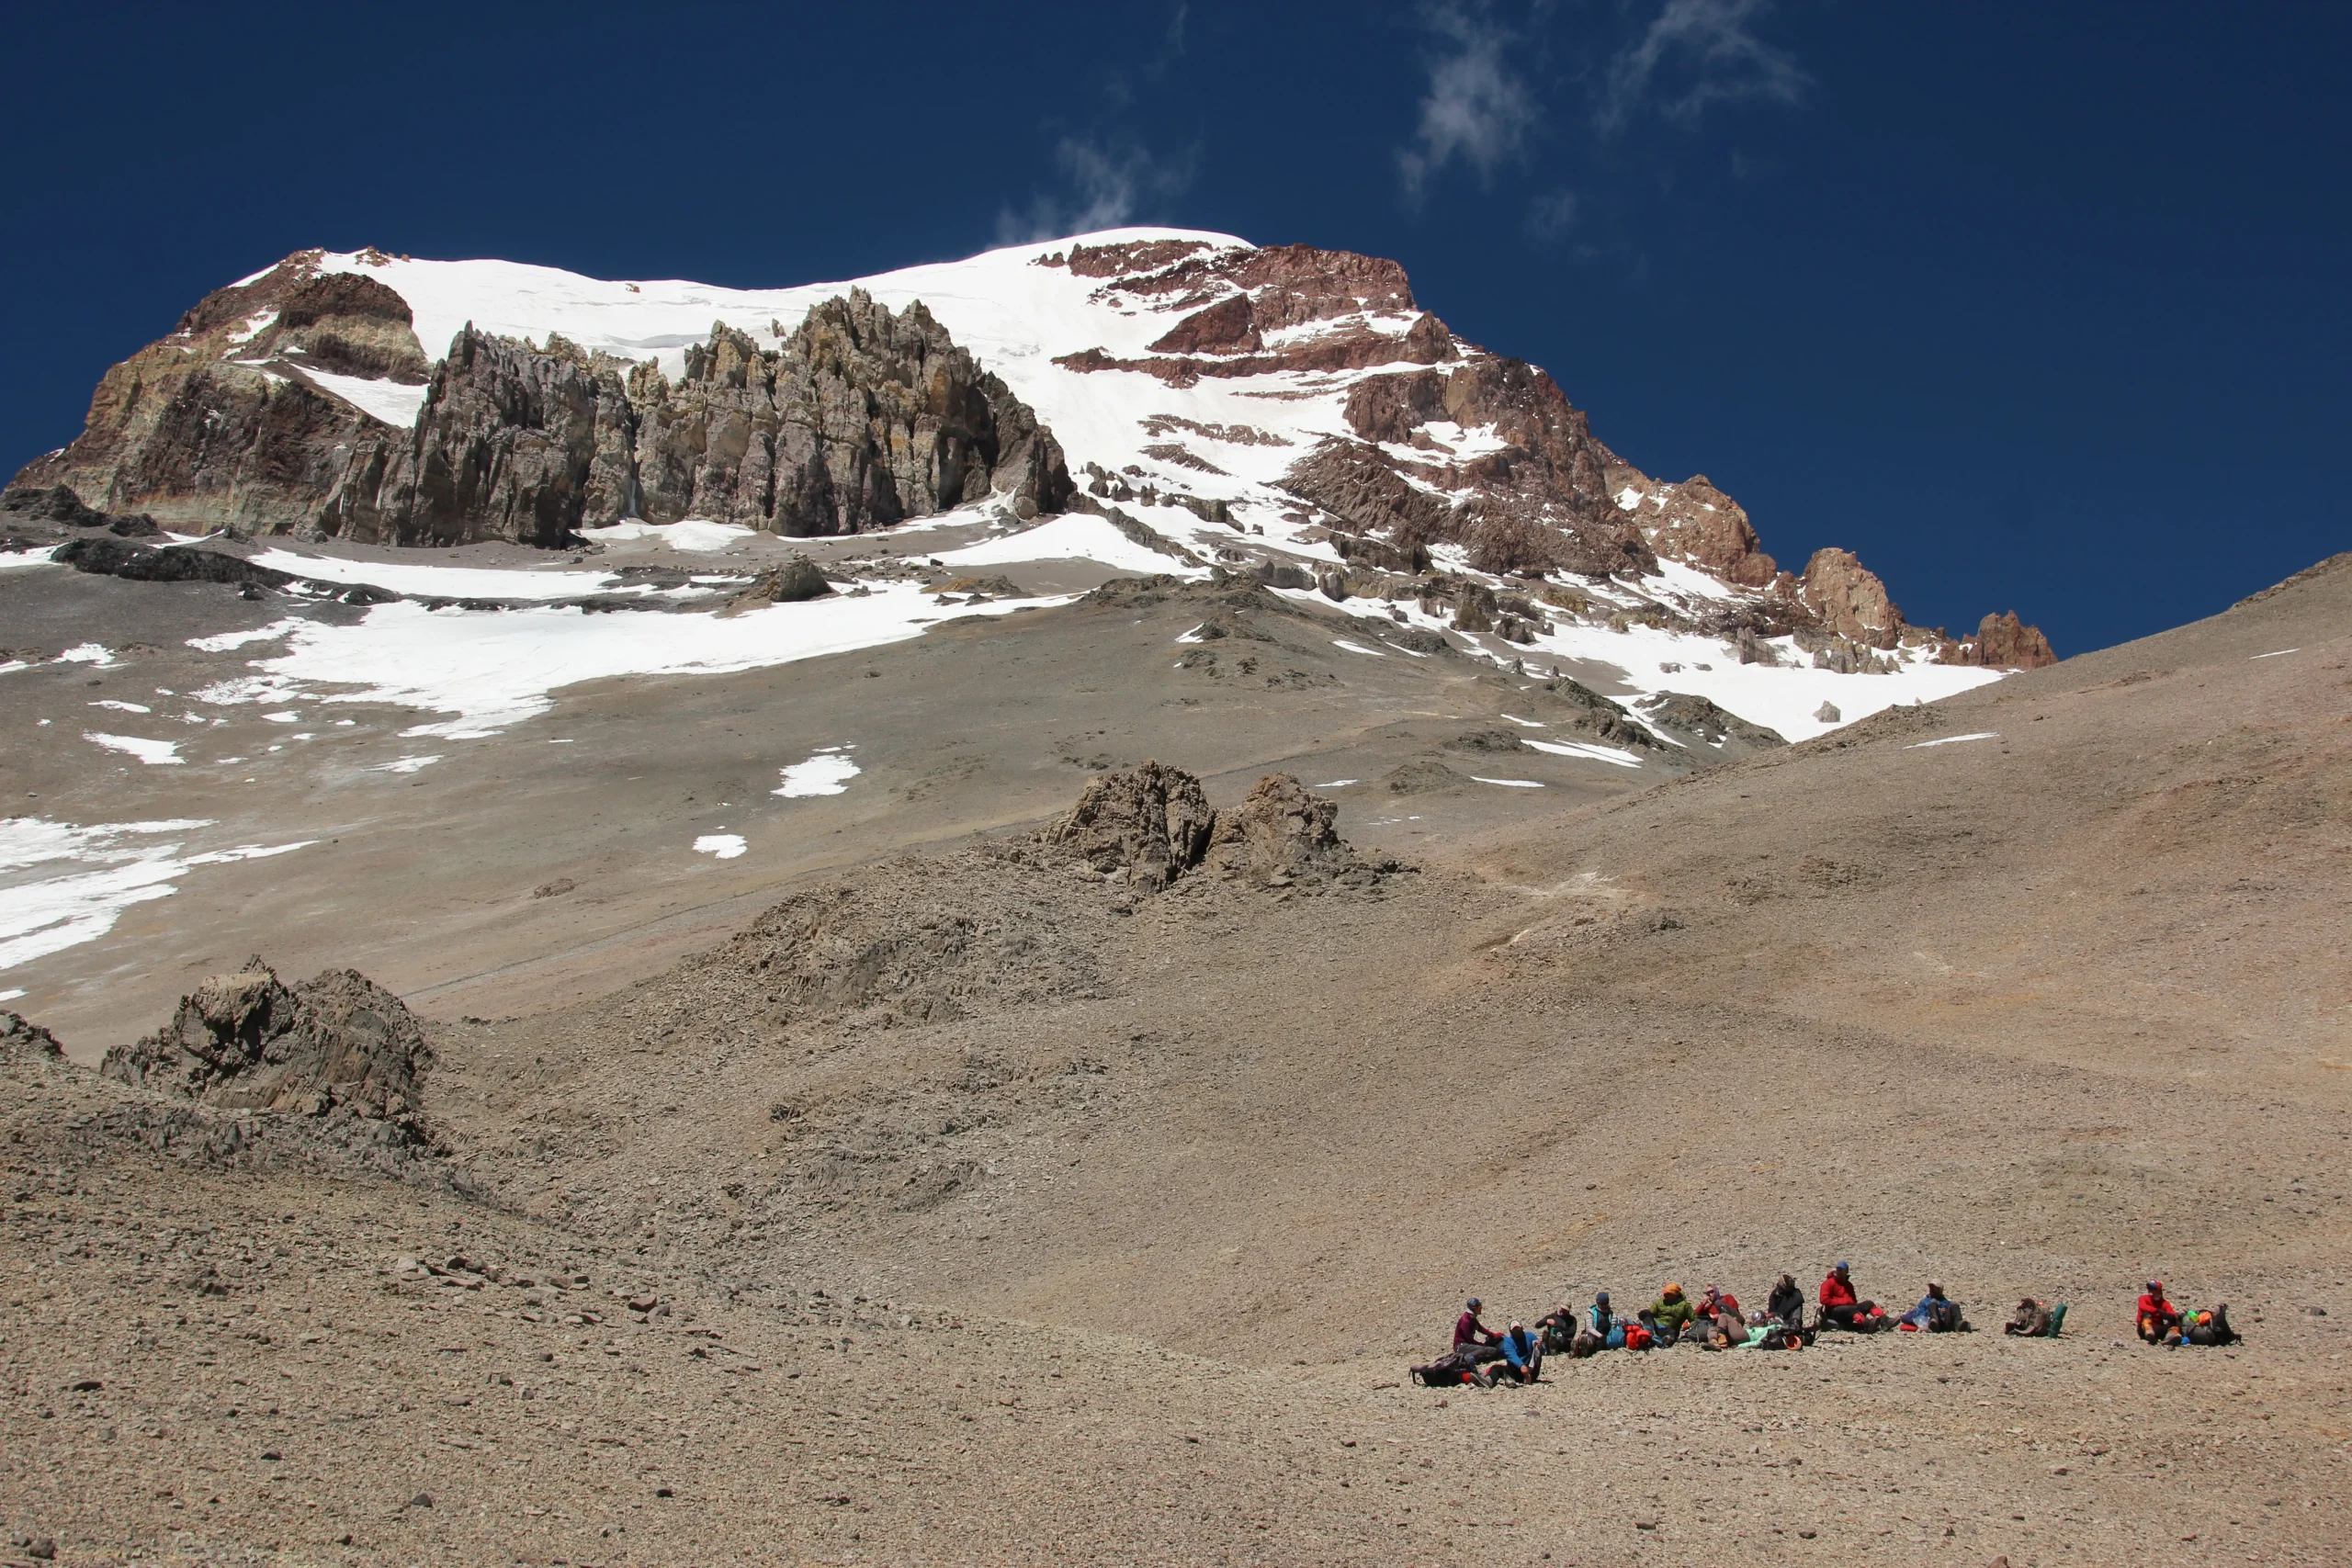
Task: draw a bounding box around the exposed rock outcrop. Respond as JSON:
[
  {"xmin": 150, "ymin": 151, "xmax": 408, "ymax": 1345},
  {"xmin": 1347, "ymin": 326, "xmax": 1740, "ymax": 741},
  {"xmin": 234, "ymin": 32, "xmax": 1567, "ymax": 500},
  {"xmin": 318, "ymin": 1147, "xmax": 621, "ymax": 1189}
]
[
  {"xmin": 740, "ymin": 555, "xmax": 834, "ymax": 604},
  {"xmin": 101, "ymin": 958, "xmax": 434, "ymax": 1138},
  {"xmin": 1944, "ymin": 610, "xmax": 2059, "ymax": 670},
  {"xmin": 1637, "ymin": 692, "xmax": 1789, "ymax": 750},
  {"xmin": 1799, "ymin": 547, "xmax": 1905, "ymax": 650},
  {"xmin": 630, "ymin": 291, "xmax": 1073, "ymax": 534},
  {"xmin": 1, "ymin": 1012, "xmax": 64, "ymax": 1064},
  {"xmin": 1046, "ymin": 761, "xmax": 1217, "ymax": 889},
  {"xmin": 1045, "ymin": 761, "xmax": 1369, "ymax": 889},
  {"xmin": 1608, "ymin": 471, "xmax": 1779, "ymax": 588},
  {"xmin": 14, "ymin": 258, "xmax": 1073, "ymax": 549},
  {"xmin": 1203, "ymin": 774, "xmax": 1349, "ymax": 883}
]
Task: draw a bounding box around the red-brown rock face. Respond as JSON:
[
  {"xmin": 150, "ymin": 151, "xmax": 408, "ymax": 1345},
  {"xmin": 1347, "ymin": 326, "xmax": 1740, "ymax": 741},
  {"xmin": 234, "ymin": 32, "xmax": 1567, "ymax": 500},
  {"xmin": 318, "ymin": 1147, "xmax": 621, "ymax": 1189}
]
[
  {"xmin": 1800, "ymin": 547, "xmax": 1906, "ymax": 649},
  {"xmin": 1611, "ymin": 471, "xmax": 1779, "ymax": 588},
  {"xmin": 1946, "ymin": 610, "xmax": 2059, "ymax": 669}
]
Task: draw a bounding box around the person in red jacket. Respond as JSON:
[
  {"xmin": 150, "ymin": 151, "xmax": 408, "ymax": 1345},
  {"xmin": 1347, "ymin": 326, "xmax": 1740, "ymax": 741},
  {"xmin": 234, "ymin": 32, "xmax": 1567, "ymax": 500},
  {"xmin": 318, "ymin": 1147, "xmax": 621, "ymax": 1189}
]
[
  {"xmin": 1818, "ymin": 1261, "xmax": 1881, "ymax": 1331},
  {"xmin": 2137, "ymin": 1280, "xmax": 2184, "ymax": 1345}
]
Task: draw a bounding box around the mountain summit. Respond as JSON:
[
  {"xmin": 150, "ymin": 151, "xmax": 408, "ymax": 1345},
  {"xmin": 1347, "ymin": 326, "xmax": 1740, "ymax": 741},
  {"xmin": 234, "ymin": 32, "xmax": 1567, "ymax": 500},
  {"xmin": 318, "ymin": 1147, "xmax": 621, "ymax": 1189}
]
[{"xmin": 14, "ymin": 229, "xmax": 2051, "ymax": 678}]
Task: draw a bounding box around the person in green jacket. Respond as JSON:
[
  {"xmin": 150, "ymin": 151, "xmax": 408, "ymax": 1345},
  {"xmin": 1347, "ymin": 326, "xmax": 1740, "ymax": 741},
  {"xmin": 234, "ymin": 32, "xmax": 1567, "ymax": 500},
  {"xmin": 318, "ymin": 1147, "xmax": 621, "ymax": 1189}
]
[{"xmin": 1641, "ymin": 1282, "xmax": 1697, "ymax": 1345}]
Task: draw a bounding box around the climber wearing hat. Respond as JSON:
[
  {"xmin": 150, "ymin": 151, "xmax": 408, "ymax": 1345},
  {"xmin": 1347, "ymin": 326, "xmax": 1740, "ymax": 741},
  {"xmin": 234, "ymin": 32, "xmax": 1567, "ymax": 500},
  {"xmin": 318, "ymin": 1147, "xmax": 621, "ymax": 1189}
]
[
  {"xmin": 1818, "ymin": 1260, "xmax": 1883, "ymax": 1331},
  {"xmin": 2137, "ymin": 1280, "xmax": 2184, "ymax": 1345},
  {"xmin": 1453, "ymin": 1297, "xmax": 1505, "ymax": 1364},
  {"xmin": 1641, "ymin": 1282, "xmax": 1697, "ymax": 1346}
]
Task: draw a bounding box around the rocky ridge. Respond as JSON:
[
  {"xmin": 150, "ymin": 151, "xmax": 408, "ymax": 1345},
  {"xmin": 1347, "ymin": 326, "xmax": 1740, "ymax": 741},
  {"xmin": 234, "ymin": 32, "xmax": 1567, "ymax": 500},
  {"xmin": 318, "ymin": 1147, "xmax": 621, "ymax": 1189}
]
[
  {"xmin": 1038, "ymin": 237, "xmax": 2053, "ymax": 671},
  {"xmin": 14, "ymin": 257, "xmax": 1073, "ymax": 548},
  {"xmin": 10, "ymin": 233, "xmax": 2054, "ymax": 673}
]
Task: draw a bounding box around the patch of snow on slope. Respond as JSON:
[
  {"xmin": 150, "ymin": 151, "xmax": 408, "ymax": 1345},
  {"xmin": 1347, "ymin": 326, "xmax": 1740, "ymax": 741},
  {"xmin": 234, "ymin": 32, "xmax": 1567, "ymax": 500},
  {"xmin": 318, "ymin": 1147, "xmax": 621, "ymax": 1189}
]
[
  {"xmin": 214, "ymin": 582, "xmax": 1067, "ymax": 739},
  {"xmin": 189, "ymin": 621, "xmax": 305, "ymax": 653},
  {"xmin": 1523, "ymin": 738, "xmax": 1646, "ymax": 768},
  {"xmin": 694, "ymin": 834, "xmax": 748, "ymax": 859},
  {"xmin": 0, "ymin": 818, "xmax": 313, "ymax": 972},
  {"xmin": 1299, "ymin": 591, "xmax": 2000, "ymax": 743},
  {"xmin": 579, "ymin": 519, "xmax": 757, "ymax": 553},
  {"xmin": 0, "ymin": 547, "xmax": 61, "ymax": 571},
  {"xmin": 299, "ymin": 369, "xmax": 432, "ymax": 428},
  {"xmin": 85, "ymin": 732, "xmax": 185, "ymax": 766},
  {"xmin": 1906, "ymin": 732, "xmax": 1999, "ymax": 750},
  {"xmin": 934, "ymin": 514, "xmax": 1206, "ymax": 579},
  {"xmin": 775, "ymin": 748, "xmax": 860, "ymax": 797},
  {"xmin": 245, "ymin": 548, "xmax": 621, "ymax": 601},
  {"xmin": 1472, "ymin": 776, "xmax": 1544, "ymax": 788}
]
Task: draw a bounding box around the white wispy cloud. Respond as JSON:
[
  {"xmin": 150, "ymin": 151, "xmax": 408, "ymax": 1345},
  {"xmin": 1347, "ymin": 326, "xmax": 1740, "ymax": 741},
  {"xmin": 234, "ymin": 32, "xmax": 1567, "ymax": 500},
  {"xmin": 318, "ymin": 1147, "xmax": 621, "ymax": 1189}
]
[
  {"xmin": 1397, "ymin": 4, "xmax": 1539, "ymax": 202},
  {"xmin": 995, "ymin": 138, "xmax": 1197, "ymax": 245},
  {"xmin": 1525, "ymin": 187, "xmax": 1579, "ymax": 238},
  {"xmin": 1599, "ymin": 0, "xmax": 1808, "ymax": 133}
]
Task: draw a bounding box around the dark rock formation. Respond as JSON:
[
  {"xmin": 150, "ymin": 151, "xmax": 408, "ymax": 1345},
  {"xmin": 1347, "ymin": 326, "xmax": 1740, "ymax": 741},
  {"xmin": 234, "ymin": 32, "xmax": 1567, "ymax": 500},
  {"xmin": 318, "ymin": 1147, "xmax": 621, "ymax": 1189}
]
[
  {"xmin": 1046, "ymin": 761, "xmax": 1216, "ymax": 889},
  {"xmin": 101, "ymin": 957, "xmax": 434, "ymax": 1136},
  {"xmin": 1532, "ymin": 675, "xmax": 1664, "ymax": 752},
  {"xmin": 347, "ymin": 326, "xmax": 639, "ymax": 547},
  {"xmin": 1046, "ymin": 762, "xmax": 1370, "ymax": 889},
  {"xmin": 1637, "ymin": 692, "xmax": 1788, "ymax": 749},
  {"xmin": 2, "ymin": 483, "xmax": 108, "ymax": 528},
  {"xmin": 1, "ymin": 1012, "xmax": 64, "ymax": 1064},
  {"xmin": 1204, "ymin": 773, "xmax": 1348, "ymax": 883},
  {"xmin": 616, "ymin": 290, "xmax": 1073, "ymax": 536},
  {"xmin": 52, "ymin": 536, "xmax": 300, "ymax": 590},
  {"xmin": 741, "ymin": 555, "xmax": 834, "ymax": 604},
  {"xmin": 15, "ymin": 258, "xmax": 1072, "ymax": 549}
]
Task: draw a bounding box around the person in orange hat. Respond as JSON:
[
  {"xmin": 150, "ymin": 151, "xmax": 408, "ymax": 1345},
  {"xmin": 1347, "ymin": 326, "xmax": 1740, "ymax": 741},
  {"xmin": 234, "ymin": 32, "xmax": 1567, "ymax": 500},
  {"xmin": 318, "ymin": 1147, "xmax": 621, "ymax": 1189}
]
[{"xmin": 1641, "ymin": 1282, "xmax": 1697, "ymax": 1346}]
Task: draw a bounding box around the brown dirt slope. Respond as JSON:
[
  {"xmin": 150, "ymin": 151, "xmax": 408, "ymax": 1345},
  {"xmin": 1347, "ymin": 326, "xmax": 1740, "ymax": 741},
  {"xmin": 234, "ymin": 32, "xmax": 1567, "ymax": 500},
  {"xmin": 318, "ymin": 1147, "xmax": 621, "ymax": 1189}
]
[{"xmin": 5, "ymin": 555, "xmax": 2348, "ymax": 1565}]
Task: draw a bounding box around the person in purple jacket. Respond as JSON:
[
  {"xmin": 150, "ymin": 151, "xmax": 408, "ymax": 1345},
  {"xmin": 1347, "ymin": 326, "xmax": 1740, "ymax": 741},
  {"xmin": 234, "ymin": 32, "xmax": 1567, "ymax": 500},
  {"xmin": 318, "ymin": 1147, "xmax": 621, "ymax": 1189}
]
[{"xmin": 1453, "ymin": 1297, "xmax": 1504, "ymax": 1368}]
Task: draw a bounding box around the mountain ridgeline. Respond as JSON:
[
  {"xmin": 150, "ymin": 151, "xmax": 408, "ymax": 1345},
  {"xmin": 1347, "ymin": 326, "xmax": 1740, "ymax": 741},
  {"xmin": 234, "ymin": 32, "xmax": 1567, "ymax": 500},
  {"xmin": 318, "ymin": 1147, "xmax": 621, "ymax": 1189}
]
[
  {"xmin": 9, "ymin": 236, "xmax": 2053, "ymax": 667},
  {"xmin": 15, "ymin": 259, "xmax": 1073, "ymax": 548}
]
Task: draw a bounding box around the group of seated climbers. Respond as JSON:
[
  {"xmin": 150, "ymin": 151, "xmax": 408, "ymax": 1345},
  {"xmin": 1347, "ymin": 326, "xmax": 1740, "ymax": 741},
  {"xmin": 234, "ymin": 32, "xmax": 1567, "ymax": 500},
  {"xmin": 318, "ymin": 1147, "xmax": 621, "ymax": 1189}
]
[
  {"xmin": 1412, "ymin": 1264, "xmax": 2226, "ymax": 1384},
  {"xmin": 2135, "ymin": 1280, "xmax": 2238, "ymax": 1348},
  {"xmin": 1427, "ymin": 1298, "xmax": 1545, "ymax": 1387}
]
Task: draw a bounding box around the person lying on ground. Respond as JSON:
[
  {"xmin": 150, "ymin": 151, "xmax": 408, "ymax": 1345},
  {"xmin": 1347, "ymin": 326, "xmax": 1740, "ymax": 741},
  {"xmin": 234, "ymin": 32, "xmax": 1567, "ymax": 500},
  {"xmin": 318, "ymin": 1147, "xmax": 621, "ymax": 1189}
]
[
  {"xmin": 1641, "ymin": 1283, "xmax": 1697, "ymax": 1346},
  {"xmin": 1700, "ymin": 1303, "xmax": 1749, "ymax": 1349},
  {"xmin": 1454, "ymin": 1297, "xmax": 1506, "ymax": 1364},
  {"xmin": 1818, "ymin": 1262, "xmax": 1885, "ymax": 1331},
  {"xmin": 2005, "ymin": 1298, "xmax": 2057, "ymax": 1337},
  {"xmin": 2137, "ymin": 1281, "xmax": 2183, "ymax": 1345},
  {"xmin": 2180, "ymin": 1303, "xmax": 2238, "ymax": 1347},
  {"xmin": 1768, "ymin": 1273, "xmax": 1806, "ymax": 1329},
  {"xmin": 1899, "ymin": 1282, "xmax": 1966, "ymax": 1333},
  {"xmin": 1571, "ymin": 1291, "xmax": 1615, "ymax": 1357},
  {"xmin": 1497, "ymin": 1321, "xmax": 1544, "ymax": 1383},
  {"xmin": 1409, "ymin": 1346, "xmax": 1493, "ymax": 1387}
]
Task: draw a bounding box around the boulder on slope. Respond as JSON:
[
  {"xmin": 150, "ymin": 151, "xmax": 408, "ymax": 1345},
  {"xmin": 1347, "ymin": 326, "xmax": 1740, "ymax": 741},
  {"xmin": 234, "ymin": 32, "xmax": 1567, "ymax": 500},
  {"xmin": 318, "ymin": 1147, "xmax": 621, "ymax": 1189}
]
[
  {"xmin": 101, "ymin": 958, "xmax": 434, "ymax": 1135},
  {"xmin": 1046, "ymin": 761, "xmax": 1216, "ymax": 889},
  {"xmin": 1, "ymin": 1012, "xmax": 65, "ymax": 1064}
]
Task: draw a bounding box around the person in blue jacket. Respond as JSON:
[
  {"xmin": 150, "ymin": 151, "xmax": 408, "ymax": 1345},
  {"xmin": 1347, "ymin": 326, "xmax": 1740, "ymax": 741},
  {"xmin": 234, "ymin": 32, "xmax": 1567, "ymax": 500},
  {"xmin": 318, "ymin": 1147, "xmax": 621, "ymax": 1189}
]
[{"xmin": 1496, "ymin": 1320, "xmax": 1544, "ymax": 1383}]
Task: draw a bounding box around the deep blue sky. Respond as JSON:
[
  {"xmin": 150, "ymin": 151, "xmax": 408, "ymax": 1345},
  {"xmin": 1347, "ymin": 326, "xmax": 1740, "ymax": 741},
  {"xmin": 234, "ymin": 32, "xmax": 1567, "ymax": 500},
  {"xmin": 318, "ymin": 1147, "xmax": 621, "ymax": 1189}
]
[{"xmin": 7, "ymin": 2, "xmax": 2346, "ymax": 654}]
